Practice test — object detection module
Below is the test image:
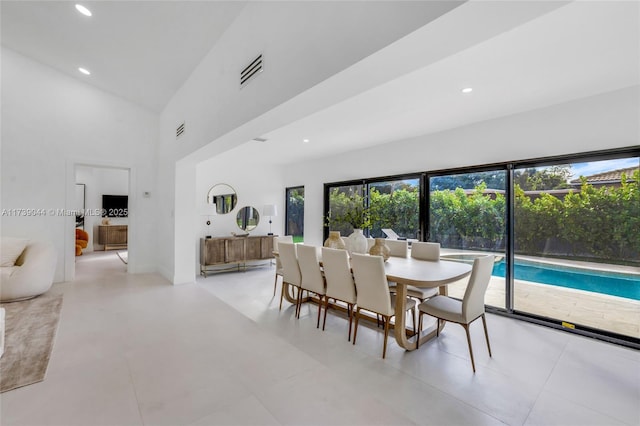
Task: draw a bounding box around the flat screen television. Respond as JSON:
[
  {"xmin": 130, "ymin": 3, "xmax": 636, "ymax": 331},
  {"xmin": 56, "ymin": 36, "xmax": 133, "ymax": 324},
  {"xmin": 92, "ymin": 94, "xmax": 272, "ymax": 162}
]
[{"xmin": 102, "ymin": 194, "xmax": 128, "ymax": 217}]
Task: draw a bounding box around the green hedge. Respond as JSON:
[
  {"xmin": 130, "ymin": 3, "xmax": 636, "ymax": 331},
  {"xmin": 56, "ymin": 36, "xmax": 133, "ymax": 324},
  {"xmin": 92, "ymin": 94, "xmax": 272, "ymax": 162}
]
[{"xmin": 328, "ymin": 170, "xmax": 638, "ymax": 265}]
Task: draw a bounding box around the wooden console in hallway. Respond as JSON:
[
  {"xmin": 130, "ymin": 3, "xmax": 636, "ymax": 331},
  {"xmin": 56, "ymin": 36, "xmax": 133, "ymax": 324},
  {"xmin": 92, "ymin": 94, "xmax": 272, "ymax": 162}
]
[{"xmin": 98, "ymin": 225, "xmax": 128, "ymax": 251}]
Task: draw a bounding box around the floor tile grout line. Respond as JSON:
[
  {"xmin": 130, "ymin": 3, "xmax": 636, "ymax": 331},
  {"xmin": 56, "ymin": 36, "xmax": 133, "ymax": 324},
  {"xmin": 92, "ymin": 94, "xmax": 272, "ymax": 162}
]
[{"xmin": 520, "ymin": 337, "xmax": 570, "ymax": 426}]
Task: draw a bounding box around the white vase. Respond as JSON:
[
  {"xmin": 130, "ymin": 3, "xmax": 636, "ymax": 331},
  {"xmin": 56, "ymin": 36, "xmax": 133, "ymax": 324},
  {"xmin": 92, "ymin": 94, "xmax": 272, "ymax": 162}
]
[{"xmin": 347, "ymin": 229, "xmax": 368, "ymax": 255}]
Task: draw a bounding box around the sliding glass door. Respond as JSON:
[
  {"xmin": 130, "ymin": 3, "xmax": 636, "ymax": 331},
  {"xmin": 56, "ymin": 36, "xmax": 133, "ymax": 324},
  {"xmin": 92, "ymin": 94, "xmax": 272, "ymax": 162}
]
[
  {"xmin": 513, "ymin": 157, "xmax": 639, "ymax": 338},
  {"xmin": 429, "ymin": 170, "xmax": 507, "ymax": 309}
]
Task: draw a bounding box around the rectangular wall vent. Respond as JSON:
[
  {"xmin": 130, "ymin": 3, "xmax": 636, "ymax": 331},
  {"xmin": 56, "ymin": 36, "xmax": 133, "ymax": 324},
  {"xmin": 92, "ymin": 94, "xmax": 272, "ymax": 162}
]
[
  {"xmin": 176, "ymin": 122, "xmax": 185, "ymax": 139},
  {"xmin": 240, "ymin": 54, "xmax": 263, "ymax": 88}
]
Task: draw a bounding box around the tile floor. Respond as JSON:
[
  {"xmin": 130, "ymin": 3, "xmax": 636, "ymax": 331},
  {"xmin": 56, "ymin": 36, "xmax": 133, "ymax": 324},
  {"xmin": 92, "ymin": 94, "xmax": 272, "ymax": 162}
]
[{"xmin": 1, "ymin": 251, "xmax": 638, "ymax": 425}]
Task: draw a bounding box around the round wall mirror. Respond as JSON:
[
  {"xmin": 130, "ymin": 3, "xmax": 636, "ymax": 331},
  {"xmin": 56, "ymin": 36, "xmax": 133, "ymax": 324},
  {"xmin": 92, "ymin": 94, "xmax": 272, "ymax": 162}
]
[
  {"xmin": 207, "ymin": 183, "xmax": 237, "ymax": 214},
  {"xmin": 236, "ymin": 206, "xmax": 260, "ymax": 232}
]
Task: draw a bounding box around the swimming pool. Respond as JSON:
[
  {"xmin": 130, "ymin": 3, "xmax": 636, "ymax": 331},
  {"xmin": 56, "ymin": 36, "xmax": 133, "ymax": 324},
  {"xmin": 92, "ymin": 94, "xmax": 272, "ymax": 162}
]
[{"xmin": 491, "ymin": 259, "xmax": 640, "ymax": 301}]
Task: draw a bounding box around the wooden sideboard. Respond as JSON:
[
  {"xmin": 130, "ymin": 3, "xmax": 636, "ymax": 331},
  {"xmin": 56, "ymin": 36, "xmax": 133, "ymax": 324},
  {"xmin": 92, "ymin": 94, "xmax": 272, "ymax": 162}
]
[
  {"xmin": 98, "ymin": 225, "xmax": 128, "ymax": 250},
  {"xmin": 200, "ymin": 235, "xmax": 275, "ymax": 276}
]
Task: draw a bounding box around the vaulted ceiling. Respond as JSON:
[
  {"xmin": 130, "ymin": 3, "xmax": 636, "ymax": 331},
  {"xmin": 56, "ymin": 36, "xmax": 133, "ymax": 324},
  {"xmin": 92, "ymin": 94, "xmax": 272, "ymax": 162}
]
[{"xmin": 2, "ymin": 1, "xmax": 638, "ymax": 166}]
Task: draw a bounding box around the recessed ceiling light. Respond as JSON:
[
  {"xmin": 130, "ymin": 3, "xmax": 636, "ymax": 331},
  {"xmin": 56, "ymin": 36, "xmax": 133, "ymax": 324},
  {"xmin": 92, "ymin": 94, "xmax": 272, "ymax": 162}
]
[
  {"xmin": 78, "ymin": 67, "xmax": 91, "ymax": 75},
  {"xmin": 461, "ymin": 87, "xmax": 473, "ymax": 94},
  {"xmin": 75, "ymin": 4, "xmax": 92, "ymax": 16},
  {"xmin": 303, "ymin": 139, "xmax": 310, "ymax": 143}
]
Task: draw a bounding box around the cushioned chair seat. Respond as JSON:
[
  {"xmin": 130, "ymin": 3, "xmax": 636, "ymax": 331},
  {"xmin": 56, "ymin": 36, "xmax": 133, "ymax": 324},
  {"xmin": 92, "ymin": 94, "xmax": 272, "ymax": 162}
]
[{"xmin": 417, "ymin": 295, "xmax": 463, "ymax": 323}]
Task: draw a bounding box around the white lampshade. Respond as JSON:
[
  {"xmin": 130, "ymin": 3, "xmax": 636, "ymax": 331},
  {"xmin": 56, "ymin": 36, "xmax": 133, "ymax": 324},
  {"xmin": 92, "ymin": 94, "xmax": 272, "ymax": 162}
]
[
  {"xmin": 201, "ymin": 204, "xmax": 217, "ymax": 216},
  {"xmin": 263, "ymin": 204, "xmax": 277, "ymax": 217}
]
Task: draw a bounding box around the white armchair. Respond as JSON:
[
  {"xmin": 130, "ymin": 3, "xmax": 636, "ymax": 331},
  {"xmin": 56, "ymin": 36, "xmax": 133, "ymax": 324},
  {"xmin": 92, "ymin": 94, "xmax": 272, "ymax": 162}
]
[{"xmin": 0, "ymin": 240, "xmax": 57, "ymax": 302}]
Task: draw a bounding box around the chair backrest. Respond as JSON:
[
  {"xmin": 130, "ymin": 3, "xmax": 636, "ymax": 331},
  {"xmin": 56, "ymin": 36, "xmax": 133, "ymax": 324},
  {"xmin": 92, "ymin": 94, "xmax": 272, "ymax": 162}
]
[
  {"xmin": 273, "ymin": 236, "xmax": 294, "ymax": 270},
  {"xmin": 410, "ymin": 242, "xmax": 440, "ymax": 261},
  {"xmin": 297, "ymin": 244, "xmax": 325, "ymax": 295},
  {"xmin": 321, "ymin": 247, "xmax": 356, "ymax": 304},
  {"xmin": 273, "ymin": 235, "xmax": 294, "ymax": 251},
  {"xmin": 462, "ymin": 255, "xmax": 495, "ymax": 322},
  {"xmin": 385, "ymin": 239, "xmax": 408, "ymax": 258},
  {"xmin": 351, "ymin": 253, "xmax": 393, "ymax": 316},
  {"xmin": 278, "ymin": 242, "xmax": 301, "ymax": 286}
]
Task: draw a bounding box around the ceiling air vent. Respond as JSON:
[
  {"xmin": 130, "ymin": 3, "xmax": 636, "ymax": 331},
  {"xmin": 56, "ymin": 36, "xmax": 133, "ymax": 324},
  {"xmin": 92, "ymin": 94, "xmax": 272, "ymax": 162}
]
[
  {"xmin": 176, "ymin": 122, "xmax": 185, "ymax": 139},
  {"xmin": 240, "ymin": 54, "xmax": 263, "ymax": 88}
]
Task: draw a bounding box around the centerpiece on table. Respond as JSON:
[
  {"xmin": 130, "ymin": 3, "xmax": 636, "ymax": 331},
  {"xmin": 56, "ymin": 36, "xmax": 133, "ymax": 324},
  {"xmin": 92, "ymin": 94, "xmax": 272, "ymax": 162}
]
[{"xmin": 325, "ymin": 205, "xmax": 372, "ymax": 255}]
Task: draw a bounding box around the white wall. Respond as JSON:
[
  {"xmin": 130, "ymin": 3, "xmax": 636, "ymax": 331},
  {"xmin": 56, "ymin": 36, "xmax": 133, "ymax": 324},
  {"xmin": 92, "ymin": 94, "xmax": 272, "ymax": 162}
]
[
  {"xmin": 1, "ymin": 47, "xmax": 159, "ymax": 282},
  {"xmin": 194, "ymin": 159, "xmax": 285, "ymax": 275},
  {"xmin": 75, "ymin": 166, "xmax": 129, "ymax": 252},
  {"xmin": 158, "ymin": 1, "xmax": 470, "ymax": 284}
]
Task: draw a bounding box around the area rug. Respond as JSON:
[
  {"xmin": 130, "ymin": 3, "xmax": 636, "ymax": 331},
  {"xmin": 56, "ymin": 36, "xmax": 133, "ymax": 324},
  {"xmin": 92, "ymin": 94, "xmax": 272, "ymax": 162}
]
[{"xmin": 0, "ymin": 291, "xmax": 63, "ymax": 393}]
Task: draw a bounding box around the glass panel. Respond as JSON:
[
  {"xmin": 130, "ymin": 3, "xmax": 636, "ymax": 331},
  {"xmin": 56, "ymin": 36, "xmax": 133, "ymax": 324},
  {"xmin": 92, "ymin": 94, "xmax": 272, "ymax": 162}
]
[
  {"xmin": 286, "ymin": 186, "xmax": 305, "ymax": 243},
  {"xmin": 327, "ymin": 184, "xmax": 365, "ymax": 238},
  {"xmin": 513, "ymin": 158, "xmax": 639, "ymax": 338},
  {"xmin": 368, "ymin": 178, "xmax": 420, "ymax": 239},
  {"xmin": 429, "ymin": 170, "xmax": 507, "ymax": 309}
]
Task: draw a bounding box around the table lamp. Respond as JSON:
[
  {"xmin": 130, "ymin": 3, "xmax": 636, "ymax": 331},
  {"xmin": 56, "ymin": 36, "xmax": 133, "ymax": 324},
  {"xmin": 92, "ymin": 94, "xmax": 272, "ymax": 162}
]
[
  {"xmin": 263, "ymin": 204, "xmax": 277, "ymax": 235},
  {"xmin": 201, "ymin": 204, "xmax": 217, "ymax": 238}
]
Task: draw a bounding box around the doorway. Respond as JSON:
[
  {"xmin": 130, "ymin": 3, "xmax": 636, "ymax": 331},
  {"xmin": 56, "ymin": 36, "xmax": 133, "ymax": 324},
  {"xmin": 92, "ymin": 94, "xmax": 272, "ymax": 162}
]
[{"xmin": 67, "ymin": 164, "xmax": 131, "ymax": 280}]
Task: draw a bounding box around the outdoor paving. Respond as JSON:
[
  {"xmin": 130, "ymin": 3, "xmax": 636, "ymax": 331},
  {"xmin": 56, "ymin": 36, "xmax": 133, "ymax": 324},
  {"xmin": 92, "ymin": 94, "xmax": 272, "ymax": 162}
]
[
  {"xmin": 447, "ymin": 277, "xmax": 640, "ymax": 339},
  {"xmin": 440, "ymin": 250, "xmax": 639, "ymax": 339}
]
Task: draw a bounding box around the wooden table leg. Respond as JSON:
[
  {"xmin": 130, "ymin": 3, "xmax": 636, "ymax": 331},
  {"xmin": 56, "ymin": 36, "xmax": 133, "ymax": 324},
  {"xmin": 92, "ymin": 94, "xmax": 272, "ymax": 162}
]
[
  {"xmin": 282, "ymin": 282, "xmax": 312, "ymax": 305},
  {"xmin": 395, "ymin": 284, "xmax": 446, "ymax": 351},
  {"xmin": 393, "ymin": 284, "xmax": 417, "ymax": 350}
]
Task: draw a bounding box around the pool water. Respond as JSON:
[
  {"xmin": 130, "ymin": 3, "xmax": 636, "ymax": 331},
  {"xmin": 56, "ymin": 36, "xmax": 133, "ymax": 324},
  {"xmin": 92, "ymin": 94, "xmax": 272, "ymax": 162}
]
[{"xmin": 492, "ymin": 260, "xmax": 640, "ymax": 301}]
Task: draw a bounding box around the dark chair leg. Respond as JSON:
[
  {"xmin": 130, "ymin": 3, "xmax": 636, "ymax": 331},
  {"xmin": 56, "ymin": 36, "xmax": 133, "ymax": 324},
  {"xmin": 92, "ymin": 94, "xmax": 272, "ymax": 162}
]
[
  {"xmin": 417, "ymin": 312, "xmax": 423, "ymax": 349},
  {"xmin": 481, "ymin": 314, "xmax": 492, "ymax": 357},
  {"xmin": 316, "ymin": 294, "xmax": 323, "ymax": 328},
  {"xmin": 279, "ymin": 282, "xmax": 286, "ymax": 311},
  {"xmin": 296, "ymin": 288, "xmax": 303, "ymax": 318},
  {"xmin": 273, "ymin": 274, "xmax": 278, "ymax": 297},
  {"xmin": 352, "ymin": 308, "xmax": 361, "ymax": 345},
  {"xmin": 382, "ymin": 315, "xmax": 390, "ymax": 359},
  {"xmin": 463, "ymin": 324, "xmax": 476, "ymax": 373},
  {"xmin": 322, "ymin": 297, "xmax": 330, "ymax": 330},
  {"xmin": 347, "ymin": 303, "xmax": 353, "ymax": 341},
  {"xmin": 411, "ymin": 307, "xmax": 416, "ymax": 336}
]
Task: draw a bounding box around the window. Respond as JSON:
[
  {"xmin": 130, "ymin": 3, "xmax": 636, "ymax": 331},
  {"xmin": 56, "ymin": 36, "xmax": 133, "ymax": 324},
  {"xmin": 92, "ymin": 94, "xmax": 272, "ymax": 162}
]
[
  {"xmin": 429, "ymin": 169, "xmax": 507, "ymax": 309},
  {"xmin": 285, "ymin": 186, "xmax": 304, "ymax": 243},
  {"xmin": 324, "ymin": 174, "xmax": 422, "ymax": 241},
  {"xmin": 513, "ymin": 157, "xmax": 639, "ymax": 338},
  {"xmin": 368, "ymin": 178, "xmax": 420, "ymax": 239},
  {"xmin": 322, "ymin": 148, "xmax": 639, "ymax": 348}
]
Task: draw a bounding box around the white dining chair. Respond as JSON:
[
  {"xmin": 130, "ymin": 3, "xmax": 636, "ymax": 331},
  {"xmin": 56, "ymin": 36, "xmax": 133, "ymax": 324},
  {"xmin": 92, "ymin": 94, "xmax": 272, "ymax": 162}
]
[
  {"xmin": 411, "ymin": 241, "xmax": 440, "ymax": 261},
  {"xmin": 297, "ymin": 244, "xmax": 326, "ymax": 326},
  {"xmin": 417, "ymin": 255, "xmax": 495, "ymax": 372},
  {"xmin": 321, "ymin": 247, "xmax": 357, "ymax": 341},
  {"xmin": 278, "ymin": 242, "xmax": 302, "ymax": 313},
  {"xmin": 405, "ymin": 242, "xmax": 441, "ymax": 302},
  {"xmin": 386, "ymin": 240, "xmax": 436, "ymax": 303},
  {"xmin": 272, "ymin": 235, "xmax": 293, "ymax": 296},
  {"xmin": 385, "ymin": 239, "xmax": 408, "ymax": 257},
  {"xmin": 350, "ymin": 253, "xmax": 416, "ymax": 359}
]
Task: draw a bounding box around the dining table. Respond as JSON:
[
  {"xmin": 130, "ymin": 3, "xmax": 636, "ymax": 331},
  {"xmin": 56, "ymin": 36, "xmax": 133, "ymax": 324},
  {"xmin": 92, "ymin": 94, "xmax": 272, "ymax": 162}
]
[
  {"xmin": 276, "ymin": 248, "xmax": 472, "ymax": 351},
  {"xmin": 383, "ymin": 255, "xmax": 472, "ymax": 350}
]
